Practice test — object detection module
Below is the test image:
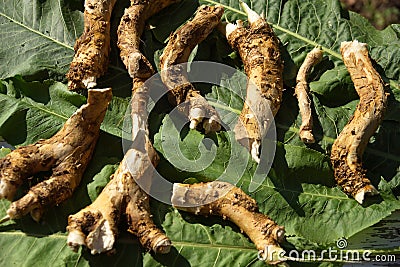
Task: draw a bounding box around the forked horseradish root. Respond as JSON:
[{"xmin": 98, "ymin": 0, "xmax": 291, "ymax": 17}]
[
  {"xmin": 160, "ymin": 5, "xmax": 224, "ymax": 133},
  {"xmin": 0, "ymin": 88, "xmax": 112, "ymax": 223}
]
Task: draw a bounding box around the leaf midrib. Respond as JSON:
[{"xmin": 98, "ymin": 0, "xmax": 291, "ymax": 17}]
[
  {"xmin": 0, "ymin": 9, "xmax": 128, "ymax": 75},
  {"xmin": 203, "ymin": 0, "xmax": 342, "ymax": 59},
  {"xmin": 0, "ymin": 94, "xmax": 69, "ymax": 121},
  {"xmin": 0, "ymin": 11, "xmax": 74, "ymax": 51}
]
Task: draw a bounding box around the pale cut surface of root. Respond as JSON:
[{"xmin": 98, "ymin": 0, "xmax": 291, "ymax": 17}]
[
  {"xmin": 66, "ymin": 0, "xmax": 117, "ymax": 90},
  {"xmin": 67, "ymin": 165, "xmax": 123, "ymax": 254},
  {"xmin": 159, "ymin": 5, "xmax": 224, "ymax": 133},
  {"xmin": 331, "ymin": 40, "xmax": 387, "ymax": 204},
  {"xmin": 67, "ymin": 81, "xmax": 171, "ymax": 254},
  {"xmin": 224, "ymin": 2, "xmax": 283, "ymax": 163},
  {"xmin": 295, "ymin": 47, "xmax": 323, "ymax": 144},
  {"xmin": 172, "ymin": 181, "xmax": 285, "ymax": 263},
  {"xmin": 117, "ymin": 0, "xmax": 180, "ymax": 79},
  {"xmin": 0, "ymin": 89, "xmax": 112, "ymax": 222}
]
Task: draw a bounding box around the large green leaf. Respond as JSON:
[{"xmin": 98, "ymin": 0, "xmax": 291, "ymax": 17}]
[{"xmin": 0, "ymin": 0, "xmax": 399, "ymax": 266}]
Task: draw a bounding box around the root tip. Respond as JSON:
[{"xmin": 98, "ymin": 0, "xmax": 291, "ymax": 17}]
[
  {"xmin": 239, "ymin": 1, "xmax": 261, "ymax": 24},
  {"xmin": 0, "ymin": 180, "xmax": 16, "ymax": 201},
  {"xmin": 67, "ymin": 230, "xmax": 86, "ymax": 252},
  {"xmin": 276, "ymin": 228, "xmax": 285, "ymax": 243},
  {"xmin": 0, "ymin": 215, "xmax": 11, "ymax": 224},
  {"xmin": 299, "ymin": 131, "xmax": 315, "ymax": 144},
  {"xmin": 154, "ymin": 239, "xmax": 172, "ymax": 254},
  {"xmin": 190, "ymin": 119, "xmax": 199, "ymax": 129},
  {"xmin": 354, "ymin": 185, "xmax": 379, "ymax": 204}
]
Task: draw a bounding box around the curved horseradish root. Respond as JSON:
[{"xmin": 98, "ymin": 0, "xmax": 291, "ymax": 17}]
[
  {"xmin": 331, "ymin": 41, "xmax": 387, "ymax": 204},
  {"xmin": 224, "ymin": 2, "xmax": 283, "ymax": 162},
  {"xmin": 118, "ymin": 0, "xmax": 180, "ymax": 78},
  {"xmin": 172, "ymin": 181, "xmax": 285, "ymax": 263},
  {"xmin": 0, "ymin": 89, "xmax": 112, "ymax": 223},
  {"xmin": 66, "ymin": 0, "xmax": 117, "ymax": 90},
  {"xmin": 160, "ymin": 5, "xmax": 224, "ymax": 133},
  {"xmin": 295, "ymin": 47, "xmax": 323, "ymax": 144}
]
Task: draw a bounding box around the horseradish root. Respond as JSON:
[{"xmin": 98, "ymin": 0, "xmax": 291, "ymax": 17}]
[
  {"xmin": 117, "ymin": 0, "xmax": 180, "ymax": 78},
  {"xmin": 331, "ymin": 41, "xmax": 387, "ymax": 204},
  {"xmin": 295, "ymin": 47, "xmax": 323, "ymax": 144},
  {"xmin": 125, "ymin": 79, "xmax": 171, "ymax": 254},
  {"xmin": 160, "ymin": 5, "xmax": 224, "ymax": 133},
  {"xmin": 67, "ymin": 80, "xmax": 171, "ymax": 254},
  {"xmin": 0, "ymin": 88, "xmax": 112, "ymax": 223},
  {"xmin": 224, "ymin": 2, "xmax": 283, "ymax": 162},
  {"xmin": 66, "ymin": 0, "xmax": 117, "ymax": 90},
  {"xmin": 67, "ymin": 10, "xmax": 172, "ymax": 254},
  {"xmin": 172, "ymin": 181, "xmax": 285, "ymax": 263}
]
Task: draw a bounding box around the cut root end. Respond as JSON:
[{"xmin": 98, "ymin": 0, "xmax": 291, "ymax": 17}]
[
  {"xmin": 299, "ymin": 130, "xmax": 315, "ymax": 144},
  {"xmin": 354, "ymin": 185, "xmax": 379, "ymax": 204},
  {"xmin": 82, "ymin": 77, "xmax": 97, "ymax": 89}
]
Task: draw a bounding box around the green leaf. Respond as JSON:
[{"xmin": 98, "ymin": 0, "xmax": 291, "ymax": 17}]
[
  {"xmin": 0, "ymin": 0, "xmax": 83, "ymax": 80},
  {"xmin": 0, "ymin": 0, "xmax": 400, "ymax": 266}
]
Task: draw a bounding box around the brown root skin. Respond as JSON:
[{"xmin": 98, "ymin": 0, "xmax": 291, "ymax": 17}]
[
  {"xmin": 0, "ymin": 88, "xmax": 112, "ymax": 222},
  {"xmin": 295, "ymin": 47, "xmax": 323, "ymax": 144},
  {"xmin": 331, "ymin": 40, "xmax": 387, "ymax": 204},
  {"xmin": 126, "ymin": 79, "xmax": 171, "ymax": 254},
  {"xmin": 160, "ymin": 5, "xmax": 224, "ymax": 133},
  {"xmin": 225, "ymin": 2, "xmax": 283, "ymax": 162},
  {"xmin": 67, "ymin": 146, "xmax": 170, "ymax": 255},
  {"xmin": 66, "ymin": 0, "xmax": 117, "ymax": 90},
  {"xmin": 172, "ymin": 181, "xmax": 285, "ymax": 263},
  {"xmin": 117, "ymin": 0, "xmax": 180, "ymax": 79},
  {"xmin": 67, "ymin": 79, "xmax": 171, "ymax": 254}
]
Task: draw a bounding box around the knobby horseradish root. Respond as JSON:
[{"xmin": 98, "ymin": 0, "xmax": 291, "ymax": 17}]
[
  {"xmin": 67, "ymin": 1, "xmax": 174, "ymax": 253},
  {"xmin": 331, "ymin": 40, "xmax": 388, "ymax": 204},
  {"xmin": 118, "ymin": 0, "xmax": 180, "ymax": 79},
  {"xmin": 67, "ymin": 80, "xmax": 171, "ymax": 255},
  {"xmin": 66, "ymin": 0, "xmax": 117, "ymax": 90},
  {"xmin": 224, "ymin": 2, "xmax": 283, "ymax": 163},
  {"xmin": 172, "ymin": 181, "xmax": 285, "ymax": 263},
  {"xmin": 160, "ymin": 5, "xmax": 224, "ymax": 133},
  {"xmin": 295, "ymin": 47, "xmax": 323, "ymax": 144},
  {"xmin": 0, "ymin": 88, "xmax": 112, "ymax": 223}
]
